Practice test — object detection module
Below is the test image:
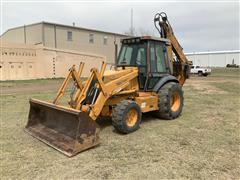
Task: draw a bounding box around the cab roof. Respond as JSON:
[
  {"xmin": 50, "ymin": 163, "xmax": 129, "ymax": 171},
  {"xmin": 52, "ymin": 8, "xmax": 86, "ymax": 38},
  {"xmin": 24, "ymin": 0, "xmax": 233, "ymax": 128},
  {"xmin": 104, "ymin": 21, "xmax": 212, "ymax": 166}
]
[{"xmin": 121, "ymin": 36, "xmax": 171, "ymax": 45}]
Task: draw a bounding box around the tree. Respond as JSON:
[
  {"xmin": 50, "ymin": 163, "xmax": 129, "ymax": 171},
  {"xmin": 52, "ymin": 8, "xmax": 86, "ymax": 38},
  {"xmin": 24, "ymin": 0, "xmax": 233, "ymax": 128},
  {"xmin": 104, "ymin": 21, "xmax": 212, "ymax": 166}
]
[{"xmin": 123, "ymin": 27, "xmax": 155, "ymax": 37}]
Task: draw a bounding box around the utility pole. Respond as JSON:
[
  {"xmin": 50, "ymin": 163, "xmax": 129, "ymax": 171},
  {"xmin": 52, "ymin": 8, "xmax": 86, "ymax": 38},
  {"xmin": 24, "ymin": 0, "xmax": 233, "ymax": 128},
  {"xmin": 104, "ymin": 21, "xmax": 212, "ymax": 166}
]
[{"xmin": 130, "ymin": 8, "xmax": 133, "ymax": 36}]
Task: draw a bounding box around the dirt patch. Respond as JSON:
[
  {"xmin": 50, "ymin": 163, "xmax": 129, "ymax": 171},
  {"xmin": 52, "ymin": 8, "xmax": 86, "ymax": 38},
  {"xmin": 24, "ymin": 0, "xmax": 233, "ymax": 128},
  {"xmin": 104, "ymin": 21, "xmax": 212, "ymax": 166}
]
[
  {"xmin": 185, "ymin": 77, "xmax": 228, "ymax": 94},
  {"xmin": 0, "ymin": 79, "xmax": 66, "ymax": 94},
  {"xmin": 190, "ymin": 83, "xmax": 227, "ymax": 94},
  {"xmin": 1, "ymin": 83, "xmax": 60, "ymax": 94}
]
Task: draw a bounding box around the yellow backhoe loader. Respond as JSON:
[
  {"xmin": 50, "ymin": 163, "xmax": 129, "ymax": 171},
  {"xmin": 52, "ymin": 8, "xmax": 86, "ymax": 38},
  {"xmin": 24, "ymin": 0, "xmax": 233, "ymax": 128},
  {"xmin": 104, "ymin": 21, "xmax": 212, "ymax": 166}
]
[{"xmin": 25, "ymin": 12, "xmax": 190, "ymax": 157}]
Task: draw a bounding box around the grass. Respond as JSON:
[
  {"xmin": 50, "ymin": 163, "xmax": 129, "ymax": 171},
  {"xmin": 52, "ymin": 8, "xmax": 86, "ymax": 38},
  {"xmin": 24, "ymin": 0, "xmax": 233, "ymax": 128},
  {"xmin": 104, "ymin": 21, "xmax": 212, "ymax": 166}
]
[
  {"xmin": 1, "ymin": 68, "xmax": 240, "ymax": 179},
  {"xmin": 211, "ymin": 67, "xmax": 240, "ymax": 77}
]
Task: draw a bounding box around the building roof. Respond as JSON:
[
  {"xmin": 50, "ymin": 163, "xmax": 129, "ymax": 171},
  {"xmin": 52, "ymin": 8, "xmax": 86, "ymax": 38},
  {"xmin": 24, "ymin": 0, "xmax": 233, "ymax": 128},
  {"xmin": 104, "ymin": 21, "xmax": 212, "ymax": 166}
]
[
  {"xmin": 1, "ymin": 21, "xmax": 129, "ymax": 37},
  {"xmin": 185, "ymin": 50, "xmax": 240, "ymax": 55}
]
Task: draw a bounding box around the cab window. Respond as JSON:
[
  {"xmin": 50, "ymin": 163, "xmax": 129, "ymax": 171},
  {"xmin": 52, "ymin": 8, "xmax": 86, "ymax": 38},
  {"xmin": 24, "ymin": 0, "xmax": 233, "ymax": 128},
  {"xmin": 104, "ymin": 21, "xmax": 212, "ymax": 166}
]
[
  {"xmin": 136, "ymin": 47, "xmax": 146, "ymax": 66},
  {"xmin": 118, "ymin": 46, "xmax": 133, "ymax": 65},
  {"xmin": 117, "ymin": 43, "xmax": 147, "ymax": 66}
]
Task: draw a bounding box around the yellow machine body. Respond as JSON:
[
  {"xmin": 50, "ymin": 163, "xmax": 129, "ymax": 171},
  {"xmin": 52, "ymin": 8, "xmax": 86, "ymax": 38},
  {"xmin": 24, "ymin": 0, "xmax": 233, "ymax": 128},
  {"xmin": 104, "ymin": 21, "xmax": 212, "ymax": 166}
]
[{"xmin": 25, "ymin": 64, "xmax": 159, "ymax": 156}]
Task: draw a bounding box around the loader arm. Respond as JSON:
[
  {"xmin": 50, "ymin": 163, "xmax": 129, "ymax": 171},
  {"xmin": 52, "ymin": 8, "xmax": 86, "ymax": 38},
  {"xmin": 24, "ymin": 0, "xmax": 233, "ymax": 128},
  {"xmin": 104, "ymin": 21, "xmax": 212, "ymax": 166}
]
[
  {"xmin": 154, "ymin": 12, "xmax": 190, "ymax": 85},
  {"xmin": 53, "ymin": 63, "xmax": 84, "ymax": 104},
  {"xmin": 75, "ymin": 67, "xmax": 139, "ymax": 120}
]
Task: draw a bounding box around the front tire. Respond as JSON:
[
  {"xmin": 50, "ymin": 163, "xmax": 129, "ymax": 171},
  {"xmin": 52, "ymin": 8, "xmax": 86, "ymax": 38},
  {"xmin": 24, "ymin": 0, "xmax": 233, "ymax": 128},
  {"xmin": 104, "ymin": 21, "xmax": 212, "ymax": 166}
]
[
  {"xmin": 155, "ymin": 82, "xmax": 184, "ymax": 120},
  {"xmin": 112, "ymin": 100, "xmax": 142, "ymax": 134}
]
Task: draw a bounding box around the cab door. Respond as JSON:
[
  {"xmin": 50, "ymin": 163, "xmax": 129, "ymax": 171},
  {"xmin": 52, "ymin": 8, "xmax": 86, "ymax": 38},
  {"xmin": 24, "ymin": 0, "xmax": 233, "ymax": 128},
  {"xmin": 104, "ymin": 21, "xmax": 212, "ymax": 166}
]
[{"xmin": 146, "ymin": 41, "xmax": 170, "ymax": 90}]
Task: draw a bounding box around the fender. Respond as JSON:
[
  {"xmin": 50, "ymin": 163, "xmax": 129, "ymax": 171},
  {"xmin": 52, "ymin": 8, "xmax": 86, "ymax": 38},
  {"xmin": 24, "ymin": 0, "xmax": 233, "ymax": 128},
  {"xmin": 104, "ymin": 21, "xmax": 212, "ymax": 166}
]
[{"xmin": 153, "ymin": 75, "xmax": 179, "ymax": 92}]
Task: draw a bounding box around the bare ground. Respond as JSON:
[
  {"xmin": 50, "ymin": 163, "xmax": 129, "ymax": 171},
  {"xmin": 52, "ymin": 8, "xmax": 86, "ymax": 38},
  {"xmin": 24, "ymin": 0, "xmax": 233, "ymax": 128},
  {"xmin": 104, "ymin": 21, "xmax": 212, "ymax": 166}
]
[
  {"xmin": 1, "ymin": 68, "xmax": 240, "ymax": 179},
  {"xmin": 1, "ymin": 79, "xmax": 62, "ymax": 94}
]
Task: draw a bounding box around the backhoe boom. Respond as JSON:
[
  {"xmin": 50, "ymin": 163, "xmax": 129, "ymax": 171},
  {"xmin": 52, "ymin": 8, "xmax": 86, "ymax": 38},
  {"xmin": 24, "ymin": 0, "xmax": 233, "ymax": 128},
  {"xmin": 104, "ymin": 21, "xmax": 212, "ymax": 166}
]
[{"xmin": 154, "ymin": 12, "xmax": 190, "ymax": 85}]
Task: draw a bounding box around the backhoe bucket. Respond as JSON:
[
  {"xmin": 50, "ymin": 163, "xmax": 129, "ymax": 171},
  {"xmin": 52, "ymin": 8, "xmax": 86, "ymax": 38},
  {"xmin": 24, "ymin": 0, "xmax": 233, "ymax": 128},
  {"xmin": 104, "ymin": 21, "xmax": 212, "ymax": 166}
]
[{"xmin": 25, "ymin": 99, "xmax": 100, "ymax": 157}]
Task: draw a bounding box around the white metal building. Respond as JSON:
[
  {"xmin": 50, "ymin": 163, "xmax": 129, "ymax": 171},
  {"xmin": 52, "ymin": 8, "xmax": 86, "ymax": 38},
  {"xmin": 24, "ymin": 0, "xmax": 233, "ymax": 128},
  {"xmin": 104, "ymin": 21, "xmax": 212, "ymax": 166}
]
[{"xmin": 185, "ymin": 50, "xmax": 240, "ymax": 67}]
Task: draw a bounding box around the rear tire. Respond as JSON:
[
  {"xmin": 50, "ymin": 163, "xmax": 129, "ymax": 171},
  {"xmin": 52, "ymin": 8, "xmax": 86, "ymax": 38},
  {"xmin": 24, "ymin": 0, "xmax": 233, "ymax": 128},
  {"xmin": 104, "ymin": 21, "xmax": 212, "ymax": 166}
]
[
  {"xmin": 198, "ymin": 71, "xmax": 203, "ymax": 76},
  {"xmin": 155, "ymin": 82, "xmax": 184, "ymax": 120},
  {"xmin": 112, "ymin": 100, "xmax": 142, "ymax": 134}
]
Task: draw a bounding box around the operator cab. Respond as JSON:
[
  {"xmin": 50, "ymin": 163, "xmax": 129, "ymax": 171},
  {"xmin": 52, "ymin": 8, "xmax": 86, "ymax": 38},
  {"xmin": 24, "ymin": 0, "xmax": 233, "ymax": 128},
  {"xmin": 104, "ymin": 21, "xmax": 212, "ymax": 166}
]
[{"xmin": 117, "ymin": 36, "xmax": 172, "ymax": 90}]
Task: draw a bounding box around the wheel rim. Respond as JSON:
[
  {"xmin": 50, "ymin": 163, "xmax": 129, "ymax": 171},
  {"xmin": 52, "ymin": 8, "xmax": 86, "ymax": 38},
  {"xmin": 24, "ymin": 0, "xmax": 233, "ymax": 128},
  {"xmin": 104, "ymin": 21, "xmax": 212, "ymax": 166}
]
[
  {"xmin": 171, "ymin": 91, "xmax": 181, "ymax": 112},
  {"xmin": 126, "ymin": 109, "xmax": 138, "ymax": 127}
]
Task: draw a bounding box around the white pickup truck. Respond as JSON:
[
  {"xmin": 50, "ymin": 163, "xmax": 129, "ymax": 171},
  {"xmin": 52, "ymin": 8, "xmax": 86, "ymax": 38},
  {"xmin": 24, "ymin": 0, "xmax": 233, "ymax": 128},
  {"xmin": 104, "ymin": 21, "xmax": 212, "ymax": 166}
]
[{"xmin": 190, "ymin": 66, "xmax": 211, "ymax": 76}]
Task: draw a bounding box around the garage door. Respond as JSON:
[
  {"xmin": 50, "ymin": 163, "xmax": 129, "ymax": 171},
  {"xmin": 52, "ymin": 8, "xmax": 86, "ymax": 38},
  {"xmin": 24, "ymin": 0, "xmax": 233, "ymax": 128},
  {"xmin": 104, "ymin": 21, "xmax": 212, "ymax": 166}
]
[{"xmin": 9, "ymin": 62, "xmax": 25, "ymax": 80}]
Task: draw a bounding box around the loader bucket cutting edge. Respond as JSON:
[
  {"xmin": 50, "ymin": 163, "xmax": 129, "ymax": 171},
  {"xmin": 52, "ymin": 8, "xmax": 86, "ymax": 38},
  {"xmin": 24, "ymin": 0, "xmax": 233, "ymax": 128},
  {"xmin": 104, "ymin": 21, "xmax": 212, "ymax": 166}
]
[{"xmin": 25, "ymin": 98, "xmax": 100, "ymax": 157}]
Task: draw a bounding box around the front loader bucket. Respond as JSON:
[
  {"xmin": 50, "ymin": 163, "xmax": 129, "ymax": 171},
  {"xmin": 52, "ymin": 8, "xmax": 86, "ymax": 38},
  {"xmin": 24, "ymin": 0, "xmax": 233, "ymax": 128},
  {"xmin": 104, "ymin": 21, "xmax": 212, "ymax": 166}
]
[{"xmin": 25, "ymin": 99, "xmax": 100, "ymax": 157}]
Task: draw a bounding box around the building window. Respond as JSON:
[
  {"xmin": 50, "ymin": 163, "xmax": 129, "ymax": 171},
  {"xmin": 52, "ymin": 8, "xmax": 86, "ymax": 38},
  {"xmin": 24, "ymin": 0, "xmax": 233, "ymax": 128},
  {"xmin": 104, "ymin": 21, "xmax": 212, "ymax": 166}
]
[
  {"xmin": 89, "ymin": 33, "xmax": 94, "ymax": 44},
  {"xmin": 67, "ymin": 31, "xmax": 73, "ymax": 41},
  {"xmin": 103, "ymin": 36, "xmax": 108, "ymax": 45}
]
